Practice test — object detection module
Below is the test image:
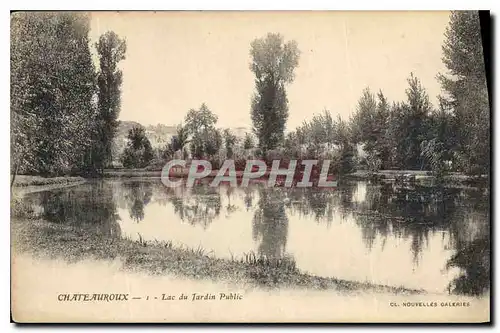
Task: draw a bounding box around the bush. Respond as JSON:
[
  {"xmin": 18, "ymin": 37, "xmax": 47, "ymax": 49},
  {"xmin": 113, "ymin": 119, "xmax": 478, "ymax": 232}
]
[
  {"xmin": 366, "ymin": 151, "xmax": 382, "ymax": 174},
  {"xmin": 144, "ymin": 158, "xmax": 166, "ymax": 171},
  {"xmin": 11, "ymin": 194, "xmax": 36, "ymax": 219},
  {"xmin": 121, "ymin": 127, "xmax": 154, "ymax": 169}
]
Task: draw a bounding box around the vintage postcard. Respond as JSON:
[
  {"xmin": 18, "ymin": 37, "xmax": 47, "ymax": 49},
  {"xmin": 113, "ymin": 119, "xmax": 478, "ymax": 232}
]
[{"xmin": 10, "ymin": 10, "xmax": 490, "ymax": 323}]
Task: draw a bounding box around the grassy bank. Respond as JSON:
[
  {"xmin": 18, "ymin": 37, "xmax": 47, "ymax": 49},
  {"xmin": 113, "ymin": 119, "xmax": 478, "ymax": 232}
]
[
  {"xmin": 12, "ymin": 175, "xmax": 87, "ymax": 187},
  {"xmin": 103, "ymin": 169, "xmax": 161, "ymax": 178},
  {"xmin": 346, "ymin": 170, "xmax": 487, "ymax": 185},
  {"xmin": 103, "ymin": 169, "xmax": 266, "ymax": 179},
  {"xmin": 104, "ymin": 168, "xmax": 487, "ymax": 185},
  {"xmin": 11, "ymin": 217, "xmax": 424, "ymax": 295}
]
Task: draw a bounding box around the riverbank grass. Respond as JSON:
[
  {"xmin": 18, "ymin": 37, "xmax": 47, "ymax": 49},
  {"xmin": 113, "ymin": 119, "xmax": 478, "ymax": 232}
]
[
  {"xmin": 11, "ymin": 217, "xmax": 424, "ymax": 295},
  {"xmin": 12, "ymin": 175, "xmax": 86, "ymax": 187},
  {"xmin": 346, "ymin": 170, "xmax": 487, "ymax": 184}
]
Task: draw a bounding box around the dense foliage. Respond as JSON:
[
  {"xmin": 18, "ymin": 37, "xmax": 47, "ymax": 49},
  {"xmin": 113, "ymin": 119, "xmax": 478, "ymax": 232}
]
[
  {"xmin": 90, "ymin": 31, "xmax": 127, "ymax": 173},
  {"xmin": 11, "ymin": 12, "xmax": 126, "ymax": 181},
  {"xmin": 11, "ymin": 11, "xmax": 489, "ymax": 180},
  {"xmin": 346, "ymin": 11, "xmax": 489, "ymax": 177},
  {"xmin": 121, "ymin": 127, "xmax": 154, "ymax": 168},
  {"xmin": 438, "ymin": 11, "xmax": 490, "ymax": 176},
  {"xmin": 250, "ymin": 33, "xmax": 300, "ymax": 152}
]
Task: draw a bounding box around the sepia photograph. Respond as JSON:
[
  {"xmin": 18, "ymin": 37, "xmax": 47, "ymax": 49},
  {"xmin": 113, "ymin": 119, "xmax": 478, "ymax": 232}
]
[{"xmin": 10, "ymin": 10, "xmax": 491, "ymax": 323}]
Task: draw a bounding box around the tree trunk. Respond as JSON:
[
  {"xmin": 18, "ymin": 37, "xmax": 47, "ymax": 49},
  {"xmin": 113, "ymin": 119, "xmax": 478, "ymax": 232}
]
[{"xmin": 10, "ymin": 162, "xmax": 19, "ymax": 189}]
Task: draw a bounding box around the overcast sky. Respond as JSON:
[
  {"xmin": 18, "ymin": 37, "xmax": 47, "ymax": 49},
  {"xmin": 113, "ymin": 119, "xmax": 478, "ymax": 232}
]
[{"xmin": 89, "ymin": 11, "xmax": 451, "ymax": 129}]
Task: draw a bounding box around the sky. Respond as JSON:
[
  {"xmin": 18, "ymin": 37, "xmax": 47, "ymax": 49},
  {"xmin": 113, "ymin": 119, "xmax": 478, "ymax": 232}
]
[{"xmin": 89, "ymin": 11, "xmax": 451, "ymax": 130}]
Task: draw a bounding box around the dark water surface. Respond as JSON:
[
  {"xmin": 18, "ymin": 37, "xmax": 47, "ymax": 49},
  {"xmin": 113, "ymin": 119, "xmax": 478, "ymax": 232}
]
[{"xmin": 22, "ymin": 179, "xmax": 490, "ymax": 295}]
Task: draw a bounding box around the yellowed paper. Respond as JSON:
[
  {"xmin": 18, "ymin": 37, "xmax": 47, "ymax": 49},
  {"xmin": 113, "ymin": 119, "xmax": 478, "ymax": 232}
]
[{"xmin": 11, "ymin": 10, "xmax": 490, "ymax": 323}]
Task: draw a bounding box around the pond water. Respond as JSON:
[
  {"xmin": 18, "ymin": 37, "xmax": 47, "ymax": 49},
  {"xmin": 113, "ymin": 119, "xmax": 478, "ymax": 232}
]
[{"xmin": 21, "ymin": 179, "xmax": 490, "ymax": 295}]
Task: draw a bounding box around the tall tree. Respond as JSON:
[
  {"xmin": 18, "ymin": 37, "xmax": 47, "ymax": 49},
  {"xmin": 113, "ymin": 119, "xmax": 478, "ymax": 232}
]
[
  {"xmin": 438, "ymin": 11, "xmax": 490, "ymax": 176},
  {"xmin": 184, "ymin": 103, "xmax": 218, "ymax": 135},
  {"xmin": 351, "ymin": 88, "xmax": 377, "ymax": 151},
  {"xmin": 387, "ymin": 101, "xmax": 406, "ymax": 169},
  {"xmin": 402, "ymin": 73, "xmax": 433, "ymax": 169},
  {"xmin": 11, "ymin": 12, "xmax": 97, "ymax": 178},
  {"xmin": 250, "ymin": 33, "xmax": 300, "ymax": 152},
  {"xmin": 223, "ymin": 128, "xmax": 237, "ymax": 159},
  {"xmin": 205, "ymin": 128, "xmax": 223, "ymax": 159},
  {"xmin": 243, "ymin": 133, "xmax": 255, "ymax": 150},
  {"xmin": 350, "ymin": 88, "xmax": 391, "ymax": 170},
  {"xmin": 11, "ymin": 13, "xmax": 39, "ymax": 182},
  {"xmin": 168, "ymin": 123, "xmax": 190, "ymax": 159},
  {"xmin": 121, "ymin": 127, "xmax": 154, "ymax": 168},
  {"xmin": 92, "ymin": 31, "xmax": 127, "ymax": 172},
  {"xmin": 184, "ymin": 103, "xmax": 219, "ymax": 158},
  {"xmin": 375, "ymin": 91, "xmax": 391, "ymax": 168},
  {"xmin": 294, "ymin": 110, "xmax": 336, "ymax": 158},
  {"xmin": 338, "ymin": 116, "xmax": 356, "ymax": 174},
  {"xmin": 420, "ymin": 99, "xmax": 454, "ymax": 179}
]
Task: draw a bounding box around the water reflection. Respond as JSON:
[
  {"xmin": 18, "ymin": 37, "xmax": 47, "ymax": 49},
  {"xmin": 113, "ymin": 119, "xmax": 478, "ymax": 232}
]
[
  {"xmin": 252, "ymin": 188, "xmax": 289, "ymax": 259},
  {"xmin": 33, "ymin": 182, "xmax": 121, "ymax": 237},
  {"xmin": 243, "ymin": 187, "xmax": 254, "ymax": 211},
  {"xmin": 350, "ymin": 183, "xmax": 490, "ymax": 268},
  {"xmin": 21, "ymin": 179, "xmax": 490, "ymax": 295},
  {"xmin": 350, "ymin": 182, "xmax": 490, "ymax": 294},
  {"xmin": 447, "ymin": 236, "xmax": 490, "ymax": 296},
  {"xmin": 224, "ymin": 187, "xmax": 239, "ymax": 217},
  {"xmin": 287, "ymin": 188, "xmax": 335, "ymax": 224},
  {"xmin": 119, "ymin": 181, "xmax": 153, "ymax": 222},
  {"xmin": 160, "ymin": 185, "xmax": 222, "ymax": 229}
]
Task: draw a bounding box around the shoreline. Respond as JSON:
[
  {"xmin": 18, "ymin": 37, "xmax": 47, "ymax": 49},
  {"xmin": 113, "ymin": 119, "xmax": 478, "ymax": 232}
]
[
  {"xmin": 345, "ymin": 170, "xmax": 488, "ymax": 185},
  {"xmin": 11, "ymin": 217, "xmax": 426, "ymax": 296},
  {"xmin": 10, "ymin": 170, "xmax": 488, "ymax": 191},
  {"xmin": 11, "ymin": 175, "xmax": 87, "ymax": 187},
  {"xmin": 104, "ymin": 169, "xmax": 487, "ymax": 187},
  {"xmin": 12, "ymin": 251, "xmax": 489, "ymax": 323},
  {"xmin": 11, "ymin": 176, "xmax": 87, "ymax": 198},
  {"xmin": 9, "ymin": 169, "xmax": 488, "ymax": 194}
]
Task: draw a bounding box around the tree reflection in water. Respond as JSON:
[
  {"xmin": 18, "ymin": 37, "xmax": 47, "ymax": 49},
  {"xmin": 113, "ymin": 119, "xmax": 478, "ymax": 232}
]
[
  {"xmin": 252, "ymin": 188, "xmax": 289, "ymax": 259},
  {"xmin": 348, "ymin": 182, "xmax": 490, "ymax": 294},
  {"xmin": 35, "ymin": 181, "xmax": 122, "ymax": 238},
  {"xmin": 120, "ymin": 181, "xmax": 153, "ymax": 222},
  {"xmin": 224, "ymin": 186, "xmax": 239, "ymax": 217},
  {"xmin": 446, "ymin": 236, "xmax": 490, "ymax": 295},
  {"xmin": 285, "ymin": 188, "xmax": 336, "ymax": 224},
  {"xmin": 162, "ymin": 184, "xmax": 222, "ymax": 229},
  {"xmin": 271, "ymin": 180, "xmax": 490, "ymax": 295},
  {"xmin": 28, "ymin": 178, "xmax": 488, "ymax": 296},
  {"xmin": 243, "ymin": 186, "xmax": 255, "ymax": 211}
]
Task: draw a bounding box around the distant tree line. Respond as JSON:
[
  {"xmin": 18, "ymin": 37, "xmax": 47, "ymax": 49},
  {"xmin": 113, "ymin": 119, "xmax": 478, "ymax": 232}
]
[{"xmin": 156, "ymin": 103, "xmax": 255, "ymax": 170}]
